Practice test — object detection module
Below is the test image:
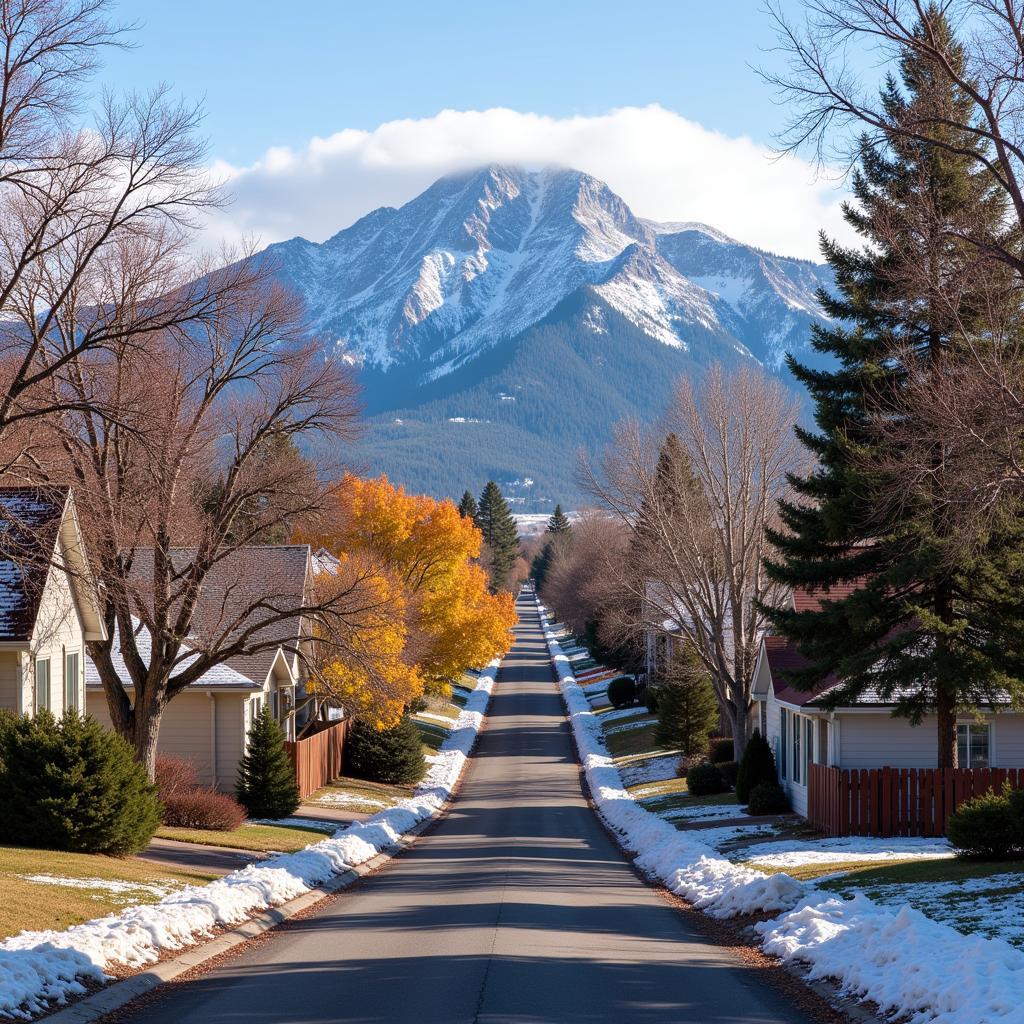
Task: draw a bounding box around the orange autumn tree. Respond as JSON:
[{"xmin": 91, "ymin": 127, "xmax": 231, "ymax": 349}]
[{"xmin": 302, "ymin": 475, "xmax": 516, "ymax": 714}]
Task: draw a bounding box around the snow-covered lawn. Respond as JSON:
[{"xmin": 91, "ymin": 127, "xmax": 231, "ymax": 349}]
[
  {"xmin": 734, "ymin": 836, "xmax": 953, "ymax": 870},
  {"xmin": 540, "ymin": 604, "xmax": 1024, "ymax": 1024},
  {"xmin": 662, "ymin": 803, "xmax": 753, "ymax": 823},
  {"xmin": 0, "ymin": 661, "xmax": 498, "ymax": 1020},
  {"xmin": 604, "ymin": 717, "xmax": 657, "ymax": 737},
  {"xmin": 617, "ymin": 753, "xmax": 680, "ymax": 788},
  {"xmin": 595, "ymin": 705, "xmax": 649, "ymax": 723}
]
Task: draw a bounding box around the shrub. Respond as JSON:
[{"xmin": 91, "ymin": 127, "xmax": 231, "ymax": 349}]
[
  {"xmin": 747, "ymin": 782, "xmax": 790, "ymax": 815},
  {"xmin": 717, "ymin": 760, "xmax": 739, "ymax": 789},
  {"xmin": 236, "ymin": 707, "xmax": 300, "ymax": 819},
  {"xmin": 736, "ymin": 729, "xmax": 778, "ymax": 803},
  {"xmin": 645, "ymin": 687, "xmax": 659, "ymax": 714},
  {"xmin": 653, "ymin": 650, "xmax": 717, "ymax": 757},
  {"xmin": 162, "ymin": 788, "xmax": 247, "ymax": 831},
  {"xmin": 606, "ymin": 676, "xmax": 636, "ymax": 709},
  {"xmin": 155, "ymin": 756, "xmax": 200, "ymax": 801},
  {"xmin": 686, "ymin": 760, "xmax": 726, "ymax": 796},
  {"xmin": 0, "ymin": 710, "xmax": 160, "ymax": 855},
  {"xmin": 948, "ymin": 789, "xmax": 1020, "ymax": 858},
  {"xmin": 347, "ymin": 715, "xmax": 426, "ymax": 786},
  {"xmin": 709, "ymin": 738, "xmax": 734, "ymax": 764}
]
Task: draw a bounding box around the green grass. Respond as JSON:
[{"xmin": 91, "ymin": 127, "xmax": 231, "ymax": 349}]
[
  {"xmin": 604, "ymin": 722, "xmax": 667, "ymax": 758},
  {"xmin": 309, "ymin": 775, "xmax": 416, "ymax": 811},
  {"xmin": 644, "ymin": 790, "xmax": 739, "ymax": 815},
  {"xmin": 817, "ymin": 856, "xmax": 1024, "ymax": 889},
  {"xmin": 0, "ymin": 844, "xmax": 216, "ymax": 940},
  {"xmin": 156, "ymin": 823, "xmax": 328, "ymax": 853},
  {"xmin": 594, "ymin": 704, "xmax": 648, "ymax": 718},
  {"xmin": 413, "ymin": 718, "xmax": 449, "ymax": 753}
]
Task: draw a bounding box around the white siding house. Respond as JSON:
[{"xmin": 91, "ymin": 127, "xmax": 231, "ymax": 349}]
[{"xmin": 0, "ymin": 487, "xmax": 106, "ymax": 718}]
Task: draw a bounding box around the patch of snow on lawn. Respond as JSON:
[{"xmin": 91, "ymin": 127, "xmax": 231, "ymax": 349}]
[
  {"xmin": 0, "ymin": 661, "xmax": 498, "ymax": 1020},
  {"xmin": 414, "ymin": 711, "xmax": 455, "ymax": 726},
  {"xmin": 254, "ymin": 818, "xmax": 338, "ymax": 833},
  {"xmin": 661, "ymin": 803, "xmax": 750, "ymax": 823},
  {"xmin": 734, "ymin": 836, "xmax": 953, "ymax": 868},
  {"xmin": 19, "ymin": 876, "xmax": 175, "ymax": 899},
  {"xmin": 310, "ymin": 793, "xmax": 390, "ymax": 809},
  {"xmin": 618, "ymin": 755, "xmax": 680, "ymax": 787},
  {"xmin": 604, "ymin": 719, "xmax": 654, "ymax": 736},
  {"xmin": 836, "ymin": 873, "xmax": 1024, "ymax": 949},
  {"xmin": 597, "ymin": 706, "xmax": 650, "ymax": 723},
  {"xmin": 684, "ymin": 824, "xmax": 779, "ymax": 851}
]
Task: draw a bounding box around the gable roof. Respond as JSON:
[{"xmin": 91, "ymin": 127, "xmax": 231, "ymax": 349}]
[
  {"xmin": 0, "ymin": 487, "xmax": 69, "ymax": 642},
  {"xmin": 760, "ymin": 635, "xmax": 839, "ymax": 708},
  {"xmin": 85, "ymin": 617, "xmax": 261, "ymax": 691},
  {"xmin": 127, "ymin": 544, "xmax": 312, "ymax": 686}
]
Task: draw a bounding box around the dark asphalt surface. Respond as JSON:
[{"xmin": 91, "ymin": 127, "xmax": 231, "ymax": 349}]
[{"xmin": 119, "ymin": 597, "xmax": 817, "ymax": 1024}]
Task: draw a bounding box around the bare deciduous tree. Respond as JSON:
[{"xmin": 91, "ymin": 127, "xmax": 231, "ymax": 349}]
[{"xmin": 584, "ymin": 365, "xmax": 806, "ymax": 755}]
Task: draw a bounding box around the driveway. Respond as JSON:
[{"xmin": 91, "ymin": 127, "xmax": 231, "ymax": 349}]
[{"xmin": 110, "ymin": 597, "xmax": 819, "ymax": 1024}]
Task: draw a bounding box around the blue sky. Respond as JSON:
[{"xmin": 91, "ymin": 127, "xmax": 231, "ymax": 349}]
[
  {"xmin": 106, "ymin": 2, "xmax": 795, "ymax": 164},
  {"xmin": 101, "ymin": 2, "xmax": 847, "ymax": 260}
]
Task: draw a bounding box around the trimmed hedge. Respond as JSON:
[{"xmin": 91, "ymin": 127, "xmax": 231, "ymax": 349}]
[
  {"xmin": 717, "ymin": 760, "xmax": 739, "ymax": 789},
  {"xmin": 607, "ymin": 676, "xmax": 637, "ymax": 709},
  {"xmin": 709, "ymin": 738, "xmax": 734, "ymax": 763},
  {"xmin": 747, "ymin": 781, "xmax": 790, "ymax": 815},
  {"xmin": 347, "ymin": 715, "xmax": 426, "ymax": 786},
  {"xmin": 947, "ymin": 788, "xmax": 1021, "ymax": 858},
  {"xmin": 0, "ymin": 710, "xmax": 160, "ymax": 854},
  {"xmin": 686, "ymin": 760, "xmax": 726, "ymax": 796}
]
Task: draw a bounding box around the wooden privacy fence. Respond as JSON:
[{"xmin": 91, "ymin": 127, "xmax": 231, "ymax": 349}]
[
  {"xmin": 808, "ymin": 762, "xmax": 1024, "ymax": 837},
  {"xmin": 285, "ymin": 719, "xmax": 350, "ymax": 800}
]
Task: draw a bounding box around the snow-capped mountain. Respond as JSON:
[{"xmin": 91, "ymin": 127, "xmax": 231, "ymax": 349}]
[
  {"xmin": 261, "ymin": 165, "xmax": 831, "ymax": 389},
  {"xmin": 254, "ymin": 165, "xmax": 833, "ymax": 509}
]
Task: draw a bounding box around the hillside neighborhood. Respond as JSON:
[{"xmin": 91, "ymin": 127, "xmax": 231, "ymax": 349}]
[{"xmin": 7, "ymin": 1, "xmax": 1024, "ymax": 1023}]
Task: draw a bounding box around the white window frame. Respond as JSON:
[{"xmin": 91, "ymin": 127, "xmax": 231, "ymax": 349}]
[
  {"xmin": 957, "ymin": 720, "xmax": 991, "ymax": 769},
  {"xmin": 35, "ymin": 658, "xmax": 50, "ymax": 713},
  {"xmin": 64, "ymin": 650, "xmax": 80, "ymax": 711}
]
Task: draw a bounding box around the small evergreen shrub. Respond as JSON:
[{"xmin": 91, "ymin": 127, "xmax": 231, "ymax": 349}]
[
  {"xmin": 686, "ymin": 760, "xmax": 726, "ymax": 796},
  {"xmin": 948, "ymin": 789, "xmax": 1020, "ymax": 858},
  {"xmin": 717, "ymin": 760, "xmax": 739, "ymax": 789},
  {"xmin": 155, "ymin": 756, "xmax": 200, "ymax": 801},
  {"xmin": 645, "ymin": 687, "xmax": 659, "ymax": 714},
  {"xmin": 347, "ymin": 715, "xmax": 426, "ymax": 786},
  {"xmin": 236, "ymin": 707, "xmax": 300, "ymax": 819},
  {"xmin": 162, "ymin": 789, "xmax": 246, "ymax": 831},
  {"xmin": 736, "ymin": 729, "xmax": 778, "ymax": 803},
  {"xmin": 709, "ymin": 738, "xmax": 734, "ymax": 763},
  {"xmin": 0, "ymin": 710, "xmax": 160, "ymax": 854},
  {"xmin": 747, "ymin": 782, "xmax": 790, "ymax": 815},
  {"xmin": 606, "ymin": 676, "xmax": 636, "ymax": 709}
]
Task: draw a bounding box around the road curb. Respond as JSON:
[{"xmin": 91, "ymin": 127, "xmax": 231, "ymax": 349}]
[{"xmin": 43, "ymin": 809, "xmax": 441, "ymax": 1024}]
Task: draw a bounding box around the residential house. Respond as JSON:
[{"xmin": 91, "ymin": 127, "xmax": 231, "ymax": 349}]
[
  {"xmin": 86, "ymin": 545, "xmax": 320, "ymax": 791},
  {"xmin": 0, "ymin": 487, "xmax": 106, "ymax": 717},
  {"xmin": 752, "ymin": 586, "xmax": 1024, "ymax": 817}
]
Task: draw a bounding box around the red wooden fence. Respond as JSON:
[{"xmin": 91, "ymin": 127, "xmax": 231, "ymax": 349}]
[
  {"xmin": 807, "ymin": 763, "xmax": 1024, "ymax": 837},
  {"xmin": 284, "ymin": 719, "xmax": 350, "ymax": 800}
]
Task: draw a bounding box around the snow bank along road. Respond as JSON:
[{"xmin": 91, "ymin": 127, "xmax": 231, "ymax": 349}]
[{"xmin": 109, "ymin": 596, "xmax": 814, "ymax": 1024}]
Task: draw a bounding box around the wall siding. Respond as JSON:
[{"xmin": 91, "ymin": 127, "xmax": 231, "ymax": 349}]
[
  {"xmin": 0, "ymin": 652, "xmax": 20, "ymax": 710},
  {"xmin": 87, "ymin": 689, "xmax": 249, "ymax": 791}
]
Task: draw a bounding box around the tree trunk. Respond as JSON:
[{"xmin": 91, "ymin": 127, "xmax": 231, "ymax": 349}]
[
  {"xmin": 130, "ymin": 695, "xmax": 165, "ymax": 782},
  {"xmin": 730, "ymin": 700, "xmax": 750, "ymax": 761},
  {"xmin": 936, "ymin": 686, "xmax": 958, "ymax": 769}
]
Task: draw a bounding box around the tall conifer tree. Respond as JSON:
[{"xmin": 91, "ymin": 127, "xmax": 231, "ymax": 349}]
[
  {"xmin": 457, "ymin": 490, "xmax": 478, "ymax": 521},
  {"xmin": 765, "ymin": 7, "xmax": 1020, "ymax": 767},
  {"xmin": 477, "ymin": 481, "xmax": 519, "ymax": 590}
]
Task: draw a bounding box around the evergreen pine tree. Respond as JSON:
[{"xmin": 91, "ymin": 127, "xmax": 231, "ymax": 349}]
[
  {"xmin": 653, "ymin": 648, "xmax": 719, "ymax": 758},
  {"xmin": 0, "ymin": 710, "xmax": 160, "ymax": 854},
  {"xmin": 236, "ymin": 707, "xmax": 300, "ymax": 818},
  {"xmin": 530, "ymin": 541, "xmax": 554, "ymax": 592},
  {"xmin": 546, "ymin": 504, "xmax": 571, "ymax": 535},
  {"xmin": 346, "ymin": 715, "xmax": 426, "ymax": 785},
  {"xmin": 735, "ymin": 730, "xmax": 778, "ymax": 804},
  {"xmin": 765, "ymin": 7, "xmax": 1021, "ymax": 767},
  {"xmin": 457, "ymin": 490, "xmax": 478, "ymax": 521},
  {"xmin": 476, "ymin": 481, "xmax": 519, "ymax": 590}
]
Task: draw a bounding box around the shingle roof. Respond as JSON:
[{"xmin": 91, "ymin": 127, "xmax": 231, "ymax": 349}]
[
  {"xmin": 762, "ymin": 635, "xmax": 838, "ymax": 707},
  {"xmin": 85, "ymin": 617, "xmax": 260, "ymax": 691},
  {"xmin": 792, "ymin": 581, "xmax": 865, "ymax": 613},
  {"xmin": 127, "ymin": 545, "xmax": 312, "ymax": 685},
  {"xmin": 0, "ymin": 487, "xmax": 68, "ymax": 642}
]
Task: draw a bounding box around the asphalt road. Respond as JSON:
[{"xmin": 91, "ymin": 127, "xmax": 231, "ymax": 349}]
[{"xmin": 119, "ymin": 597, "xmax": 817, "ymax": 1024}]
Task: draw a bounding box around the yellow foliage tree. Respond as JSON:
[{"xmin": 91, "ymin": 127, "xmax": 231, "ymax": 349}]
[{"xmin": 302, "ymin": 475, "xmax": 517, "ymax": 704}]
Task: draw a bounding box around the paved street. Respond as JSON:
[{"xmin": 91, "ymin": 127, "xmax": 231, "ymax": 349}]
[{"xmin": 117, "ymin": 597, "xmax": 817, "ymax": 1024}]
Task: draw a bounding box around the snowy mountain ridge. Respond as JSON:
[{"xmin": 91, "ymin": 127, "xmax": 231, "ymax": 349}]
[{"xmin": 259, "ymin": 165, "xmax": 833, "ymax": 387}]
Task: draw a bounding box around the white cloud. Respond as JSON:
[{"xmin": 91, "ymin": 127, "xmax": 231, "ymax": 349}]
[{"xmin": 206, "ymin": 105, "xmax": 850, "ymax": 261}]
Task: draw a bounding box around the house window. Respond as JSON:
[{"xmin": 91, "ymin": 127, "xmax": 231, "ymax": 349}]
[
  {"xmin": 805, "ymin": 718, "xmax": 814, "ymax": 776},
  {"xmin": 957, "ymin": 722, "xmax": 990, "ymax": 768},
  {"xmin": 64, "ymin": 655, "xmax": 80, "ymax": 712},
  {"xmin": 759, "ymin": 702, "xmax": 767, "ymax": 737},
  {"xmin": 792, "ymin": 714, "xmax": 802, "ymax": 785},
  {"xmin": 780, "ymin": 709, "xmax": 788, "ymax": 779},
  {"xmin": 35, "ymin": 658, "xmax": 50, "ymax": 712},
  {"xmin": 64, "ymin": 652, "xmax": 80, "ymax": 711}
]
